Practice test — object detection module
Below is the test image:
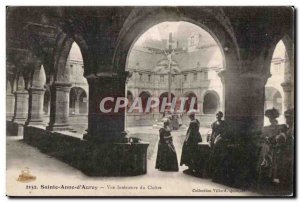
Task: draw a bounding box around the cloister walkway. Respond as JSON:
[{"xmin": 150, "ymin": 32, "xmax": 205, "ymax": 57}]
[{"xmin": 6, "ymin": 127, "xmax": 259, "ymax": 196}]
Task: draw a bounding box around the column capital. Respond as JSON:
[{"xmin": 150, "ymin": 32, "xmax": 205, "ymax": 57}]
[
  {"xmin": 29, "ymin": 87, "xmax": 45, "ymax": 94},
  {"xmin": 53, "ymin": 82, "xmax": 72, "ymax": 87},
  {"xmin": 52, "ymin": 82, "xmax": 72, "ymax": 92},
  {"xmin": 218, "ymin": 69, "xmax": 271, "ymax": 86},
  {"xmin": 14, "ymin": 90, "xmax": 29, "ymax": 95}
]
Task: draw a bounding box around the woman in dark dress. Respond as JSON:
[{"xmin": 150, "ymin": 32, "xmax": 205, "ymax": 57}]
[
  {"xmin": 180, "ymin": 110, "xmax": 202, "ymax": 172},
  {"xmin": 208, "ymin": 111, "xmax": 229, "ymax": 180},
  {"xmin": 257, "ymin": 108, "xmax": 285, "ymax": 191},
  {"xmin": 155, "ymin": 119, "xmax": 179, "ymax": 171}
]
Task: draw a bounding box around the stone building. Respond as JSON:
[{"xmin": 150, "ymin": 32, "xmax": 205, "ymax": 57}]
[
  {"xmin": 6, "ymin": 7, "xmax": 294, "ymax": 187},
  {"xmin": 125, "ymin": 22, "xmax": 224, "ymax": 127}
]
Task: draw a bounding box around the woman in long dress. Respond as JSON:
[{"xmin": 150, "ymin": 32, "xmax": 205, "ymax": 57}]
[
  {"xmin": 180, "ymin": 110, "xmax": 202, "ymax": 172},
  {"xmin": 257, "ymin": 108, "xmax": 285, "ymax": 191},
  {"xmin": 155, "ymin": 118, "xmax": 179, "ymax": 171},
  {"xmin": 208, "ymin": 111, "xmax": 230, "ymax": 183}
]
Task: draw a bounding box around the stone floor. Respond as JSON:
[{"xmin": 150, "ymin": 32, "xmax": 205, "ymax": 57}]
[{"xmin": 6, "ymin": 125, "xmax": 260, "ymax": 196}]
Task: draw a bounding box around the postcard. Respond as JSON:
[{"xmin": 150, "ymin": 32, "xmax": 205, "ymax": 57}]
[{"xmin": 6, "ymin": 6, "xmax": 295, "ymax": 197}]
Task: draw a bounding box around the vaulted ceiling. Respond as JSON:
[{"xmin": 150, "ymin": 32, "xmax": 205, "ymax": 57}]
[{"xmin": 6, "ymin": 6, "xmax": 294, "ymax": 83}]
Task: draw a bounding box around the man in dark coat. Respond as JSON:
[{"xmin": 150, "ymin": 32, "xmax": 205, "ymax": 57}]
[{"xmin": 180, "ymin": 110, "xmax": 202, "ymax": 172}]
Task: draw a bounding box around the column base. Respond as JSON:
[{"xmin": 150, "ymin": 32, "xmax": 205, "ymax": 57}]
[
  {"xmin": 12, "ymin": 117, "xmax": 27, "ymax": 124},
  {"xmin": 25, "ymin": 119, "xmax": 45, "ymax": 126},
  {"xmin": 6, "ymin": 121, "xmax": 24, "ymax": 136},
  {"xmin": 46, "ymin": 123, "xmax": 75, "ymax": 132},
  {"xmin": 80, "ymin": 141, "xmax": 149, "ymax": 176},
  {"xmin": 6, "ymin": 115, "xmax": 14, "ymax": 121}
]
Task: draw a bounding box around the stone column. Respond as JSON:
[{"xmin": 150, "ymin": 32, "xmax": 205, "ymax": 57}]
[
  {"xmin": 26, "ymin": 66, "xmax": 46, "ymax": 126},
  {"xmin": 281, "ymin": 81, "xmax": 293, "ymax": 111},
  {"xmin": 12, "ymin": 76, "xmax": 29, "ymax": 124},
  {"xmin": 46, "ymin": 82, "xmax": 72, "ymax": 131},
  {"xmin": 79, "ymin": 71, "xmax": 149, "ymax": 176},
  {"xmin": 6, "ymin": 93, "xmax": 15, "ymax": 120},
  {"xmin": 198, "ymin": 100, "xmax": 203, "ymax": 114},
  {"xmin": 26, "ymin": 87, "xmax": 45, "ymax": 126},
  {"xmin": 219, "ymin": 70, "xmax": 269, "ymax": 132},
  {"xmin": 74, "ymin": 99, "xmax": 80, "ymax": 114},
  {"xmin": 6, "ymin": 81, "xmax": 15, "ymax": 120},
  {"xmin": 84, "ymin": 74, "xmax": 128, "ymax": 142}
]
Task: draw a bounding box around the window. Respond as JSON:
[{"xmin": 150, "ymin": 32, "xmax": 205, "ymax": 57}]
[
  {"xmin": 148, "ymin": 75, "xmax": 151, "ymax": 82},
  {"xmin": 204, "ymin": 72, "xmax": 208, "ymax": 80},
  {"xmin": 160, "ymin": 75, "xmax": 164, "ymax": 82},
  {"xmin": 139, "ymin": 73, "xmax": 143, "ymax": 81},
  {"xmin": 193, "ymin": 73, "xmax": 197, "ymax": 81},
  {"xmin": 184, "ymin": 74, "xmax": 187, "ymax": 81}
]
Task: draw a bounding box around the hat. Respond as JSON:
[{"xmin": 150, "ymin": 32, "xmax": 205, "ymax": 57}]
[
  {"xmin": 216, "ymin": 111, "xmax": 223, "ymax": 117},
  {"xmin": 187, "ymin": 109, "xmax": 197, "ymax": 116},
  {"xmin": 162, "ymin": 117, "xmax": 170, "ymax": 124},
  {"xmin": 265, "ymin": 108, "xmax": 279, "ymax": 119}
]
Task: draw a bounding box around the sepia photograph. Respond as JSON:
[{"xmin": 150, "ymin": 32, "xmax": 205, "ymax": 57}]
[{"xmin": 5, "ymin": 6, "xmax": 295, "ymax": 197}]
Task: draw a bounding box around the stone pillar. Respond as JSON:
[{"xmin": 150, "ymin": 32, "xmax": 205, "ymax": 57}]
[
  {"xmin": 219, "ymin": 70, "xmax": 269, "ymax": 132},
  {"xmin": 26, "ymin": 66, "xmax": 46, "ymax": 126},
  {"xmin": 46, "ymin": 82, "xmax": 72, "ymax": 131},
  {"xmin": 198, "ymin": 100, "xmax": 203, "ymax": 114},
  {"xmin": 79, "ymin": 72, "xmax": 149, "ymax": 176},
  {"xmin": 6, "ymin": 93, "xmax": 15, "ymax": 120},
  {"xmin": 12, "ymin": 77, "xmax": 29, "ymax": 124},
  {"xmin": 281, "ymin": 81, "xmax": 293, "ymax": 111},
  {"xmin": 84, "ymin": 74, "xmax": 127, "ymax": 142},
  {"xmin": 6, "ymin": 81, "xmax": 15, "ymax": 120},
  {"xmin": 26, "ymin": 87, "xmax": 45, "ymax": 126},
  {"xmin": 74, "ymin": 99, "xmax": 80, "ymax": 114}
]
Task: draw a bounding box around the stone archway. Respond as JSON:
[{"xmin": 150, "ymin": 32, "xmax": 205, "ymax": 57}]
[
  {"xmin": 78, "ymin": 90, "xmax": 88, "ymax": 115},
  {"xmin": 116, "ymin": 10, "xmax": 231, "ymax": 134},
  {"xmin": 264, "ymin": 87, "xmax": 283, "ymax": 114},
  {"xmin": 159, "ymin": 92, "xmax": 175, "ymax": 113},
  {"xmin": 127, "ymin": 90, "xmax": 134, "ymax": 108},
  {"xmin": 203, "ymin": 91, "xmax": 220, "ymax": 114},
  {"xmin": 69, "ymin": 87, "xmax": 88, "ymax": 115},
  {"xmin": 183, "ymin": 92, "xmax": 198, "ymax": 112},
  {"xmin": 43, "ymin": 88, "xmax": 51, "ymax": 115},
  {"xmin": 47, "ymin": 39, "xmax": 87, "ymax": 131},
  {"xmin": 139, "ymin": 91, "xmax": 152, "ymax": 113},
  {"xmin": 113, "ymin": 7, "xmax": 242, "ymax": 75}
]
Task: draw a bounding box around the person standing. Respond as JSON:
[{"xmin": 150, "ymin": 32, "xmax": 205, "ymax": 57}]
[
  {"xmin": 180, "ymin": 110, "xmax": 202, "ymax": 172},
  {"xmin": 155, "ymin": 118, "xmax": 179, "ymax": 171},
  {"xmin": 277, "ymin": 108, "xmax": 294, "ymax": 194},
  {"xmin": 257, "ymin": 108, "xmax": 285, "ymax": 191},
  {"xmin": 208, "ymin": 111, "xmax": 230, "ymax": 183},
  {"xmin": 209, "ymin": 111, "xmax": 226, "ymax": 150}
]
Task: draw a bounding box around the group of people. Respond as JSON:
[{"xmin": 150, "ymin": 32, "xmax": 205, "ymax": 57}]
[
  {"xmin": 155, "ymin": 108, "xmax": 294, "ymax": 193},
  {"xmin": 257, "ymin": 108, "xmax": 294, "ymax": 193},
  {"xmin": 155, "ymin": 110, "xmax": 226, "ymax": 175}
]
